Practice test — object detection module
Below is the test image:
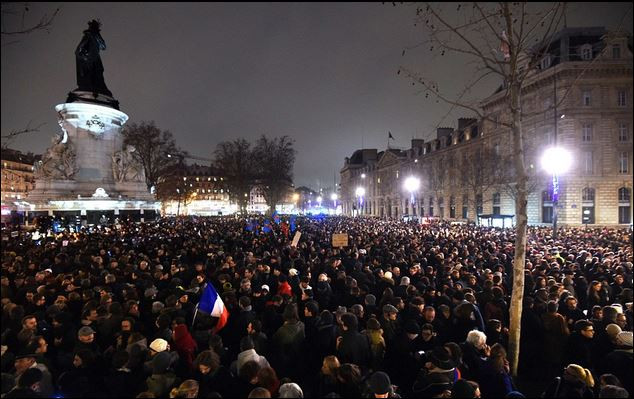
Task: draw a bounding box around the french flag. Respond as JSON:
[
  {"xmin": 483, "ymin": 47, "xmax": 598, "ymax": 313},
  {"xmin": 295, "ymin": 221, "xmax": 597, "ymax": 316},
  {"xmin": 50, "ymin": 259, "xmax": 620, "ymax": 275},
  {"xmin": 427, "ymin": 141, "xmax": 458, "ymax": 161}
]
[{"xmin": 196, "ymin": 282, "xmax": 229, "ymax": 332}]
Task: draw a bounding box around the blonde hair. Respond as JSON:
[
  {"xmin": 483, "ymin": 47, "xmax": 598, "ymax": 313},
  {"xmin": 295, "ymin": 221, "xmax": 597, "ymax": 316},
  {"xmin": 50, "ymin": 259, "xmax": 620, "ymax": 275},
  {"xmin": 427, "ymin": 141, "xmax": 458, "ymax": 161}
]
[
  {"xmin": 566, "ymin": 364, "xmax": 595, "ymax": 388},
  {"xmin": 169, "ymin": 380, "xmax": 199, "ymax": 398},
  {"xmin": 322, "ymin": 355, "xmax": 341, "ymax": 375}
]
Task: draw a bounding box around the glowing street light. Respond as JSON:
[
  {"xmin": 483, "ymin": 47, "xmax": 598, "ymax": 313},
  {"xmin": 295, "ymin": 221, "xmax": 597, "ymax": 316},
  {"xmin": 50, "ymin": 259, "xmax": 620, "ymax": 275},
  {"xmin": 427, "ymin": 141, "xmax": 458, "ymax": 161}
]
[
  {"xmin": 403, "ymin": 176, "xmax": 420, "ymax": 217},
  {"xmin": 330, "ymin": 193, "xmax": 338, "ymax": 212},
  {"xmin": 361, "ymin": 173, "xmax": 366, "ymax": 179},
  {"xmin": 317, "ymin": 196, "xmax": 323, "ymax": 207},
  {"xmin": 355, "ymin": 186, "xmax": 365, "ymax": 216},
  {"xmin": 541, "ymin": 146, "xmax": 572, "ymax": 239}
]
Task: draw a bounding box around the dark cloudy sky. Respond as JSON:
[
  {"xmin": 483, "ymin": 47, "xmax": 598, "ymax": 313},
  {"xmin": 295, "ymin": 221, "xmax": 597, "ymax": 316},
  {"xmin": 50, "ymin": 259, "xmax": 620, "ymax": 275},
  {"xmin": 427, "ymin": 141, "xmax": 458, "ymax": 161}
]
[{"xmin": 2, "ymin": 3, "xmax": 631, "ymax": 188}]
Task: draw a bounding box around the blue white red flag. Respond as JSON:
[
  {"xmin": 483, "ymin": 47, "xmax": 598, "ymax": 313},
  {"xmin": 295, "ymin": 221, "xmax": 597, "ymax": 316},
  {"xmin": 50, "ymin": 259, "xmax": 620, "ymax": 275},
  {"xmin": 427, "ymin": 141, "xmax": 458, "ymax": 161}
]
[{"xmin": 197, "ymin": 282, "xmax": 229, "ymax": 332}]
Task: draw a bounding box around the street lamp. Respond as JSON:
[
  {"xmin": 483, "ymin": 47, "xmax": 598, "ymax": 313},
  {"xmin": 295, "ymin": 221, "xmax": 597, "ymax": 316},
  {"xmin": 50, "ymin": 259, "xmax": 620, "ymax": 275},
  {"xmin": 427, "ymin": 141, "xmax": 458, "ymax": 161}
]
[
  {"xmin": 331, "ymin": 193, "xmax": 338, "ymax": 211},
  {"xmin": 403, "ymin": 176, "xmax": 420, "ymax": 205},
  {"xmin": 541, "ymin": 147, "xmax": 572, "ymax": 239},
  {"xmin": 317, "ymin": 196, "xmax": 323, "ymax": 209},
  {"xmin": 355, "ymin": 187, "xmax": 365, "ymax": 216}
]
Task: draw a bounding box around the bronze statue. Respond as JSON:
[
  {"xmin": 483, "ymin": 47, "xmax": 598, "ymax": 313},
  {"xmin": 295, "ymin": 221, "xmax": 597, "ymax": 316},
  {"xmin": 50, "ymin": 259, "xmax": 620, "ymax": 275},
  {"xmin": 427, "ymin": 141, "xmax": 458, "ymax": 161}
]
[{"xmin": 75, "ymin": 19, "xmax": 112, "ymax": 97}]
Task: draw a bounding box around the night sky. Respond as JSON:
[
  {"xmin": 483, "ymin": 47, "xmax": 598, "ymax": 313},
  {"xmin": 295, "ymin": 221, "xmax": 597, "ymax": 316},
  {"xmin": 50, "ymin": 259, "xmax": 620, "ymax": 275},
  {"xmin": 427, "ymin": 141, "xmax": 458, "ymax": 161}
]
[{"xmin": 2, "ymin": 2, "xmax": 631, "ymax": 188}]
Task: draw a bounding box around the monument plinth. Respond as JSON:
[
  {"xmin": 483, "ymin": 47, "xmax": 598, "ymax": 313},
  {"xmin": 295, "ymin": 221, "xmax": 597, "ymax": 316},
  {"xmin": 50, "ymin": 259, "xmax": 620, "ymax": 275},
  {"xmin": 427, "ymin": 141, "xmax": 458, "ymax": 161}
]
[{"xmin": 25, "ymin": 20, "xmax": 158, "ymax": 224}]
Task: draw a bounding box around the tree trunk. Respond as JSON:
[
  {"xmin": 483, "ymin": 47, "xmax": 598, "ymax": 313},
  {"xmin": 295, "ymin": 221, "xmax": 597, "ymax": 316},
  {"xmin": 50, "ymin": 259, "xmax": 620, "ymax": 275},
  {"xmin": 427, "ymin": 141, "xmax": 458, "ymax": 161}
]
[{"xmin": 508, "ymin": 80, "xmax": 529, "ymax": 377}]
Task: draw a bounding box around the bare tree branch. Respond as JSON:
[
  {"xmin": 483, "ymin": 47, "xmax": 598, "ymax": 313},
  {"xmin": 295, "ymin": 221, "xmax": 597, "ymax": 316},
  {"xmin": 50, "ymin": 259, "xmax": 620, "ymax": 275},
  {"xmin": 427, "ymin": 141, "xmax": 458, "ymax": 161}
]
[{"xmin": 1, "ymin": 121, "xmax": 45, "ymax": 149}]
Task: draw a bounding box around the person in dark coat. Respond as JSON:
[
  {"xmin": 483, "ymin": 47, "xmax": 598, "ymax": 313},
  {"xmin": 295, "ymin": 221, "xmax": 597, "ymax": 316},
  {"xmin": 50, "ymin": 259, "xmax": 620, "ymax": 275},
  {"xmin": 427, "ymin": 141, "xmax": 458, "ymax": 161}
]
[
  {"xmin": 478, "ymin": 343, "xmax": 514, "ymax": 398},
  {"xmin": 412, "ymin": 346, "xmax": 457, "ymax": 397},
  {"xmin": 336, "ymin": 313, "xmax": 371, "ymax": 372},
  {"xmin": 598, "ymin": 331, "xmax": 633, "ymax": 395},
  {"xmin": 4, "ymin": 368, "xmax": 43, "ymax": 398},
  {"xmin": 564, "ymin": 320, "xmax": 596, "ymax": 370}
]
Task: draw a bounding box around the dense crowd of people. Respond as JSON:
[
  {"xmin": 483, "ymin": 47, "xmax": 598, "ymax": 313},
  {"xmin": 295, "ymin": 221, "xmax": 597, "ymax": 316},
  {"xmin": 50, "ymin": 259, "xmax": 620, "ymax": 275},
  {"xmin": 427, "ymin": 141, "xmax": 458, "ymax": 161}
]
[{"xmin": 1, "ymin": 216, "xmax": 632, "ymax": 398}]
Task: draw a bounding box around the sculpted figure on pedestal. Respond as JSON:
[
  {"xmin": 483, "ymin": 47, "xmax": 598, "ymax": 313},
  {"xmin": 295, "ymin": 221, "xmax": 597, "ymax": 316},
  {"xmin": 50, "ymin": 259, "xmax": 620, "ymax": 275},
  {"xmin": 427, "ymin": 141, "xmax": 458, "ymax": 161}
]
[
  {"xmin": 112, "ymin": 145, "xmax": 145, "ymax": 182},
  {"xmin": 34, "ymin": 133, "xmax": 78, "ymax": 180}
]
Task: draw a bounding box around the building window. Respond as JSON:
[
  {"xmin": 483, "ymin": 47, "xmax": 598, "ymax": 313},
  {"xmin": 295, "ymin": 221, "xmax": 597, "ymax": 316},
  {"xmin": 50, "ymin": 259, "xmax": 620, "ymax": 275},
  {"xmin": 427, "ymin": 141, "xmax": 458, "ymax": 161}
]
[
  {"xmin": 617, "ymin": 90, "xmax": 627, "ymax": 107},
  {"xmin": 428, "ymin": 197, "xmax": 434, "ymax": 217},
  {"xmin": 450, "ymin": 196, "xmax": 456, "ymax": 218},
  {"xmin": 584, "ymin": 151, "xmax": 593, "ymax": 175},
  {"xmin": 582, "ymin": 123, "xmax": 593, "ymax": 142},
  {"xmin": 492, "ymin": 193, "xmax": 501, "ymax": 215},
  {"xmin": 542, "ymin": 190, "xmax": 553, "ymax": 223},
  {"xmin": 462, "ymin": 194, "xmax": 468, "ymax": 219},
  {"xmin": 619, "ymin": 123, "xmax": 629, "ymax": 142},
  {"xmin": 582, "ymin": 91, "xmax": 591, "ymax": 106},
  {"xmin": 476, "ymin": 194, "xmax": 483, "ymax": 215},
  {"xmin": 580, "ymin": 44, "xmax": 593, "ymax": 60},
  {"xmin": 612, "ymin": 44, "xmax": 621, "ymax": 59},
  {"xmin": 438, "ymin": 197, "xmax": 445, "ymax": 219},
  {"xmin": 618, "ymin": 187, "xmax": 631, "ymax": 224},
  {"xmin": 540, "ymin": 54, "xmax": 551, "ymax": 69},
  {"xmin": 582, "ymin": 187, "xmax": 595, "ymax": 224},
  {"xmin": 619, "ymin": 152, "xmax": 629, "ymax": 174}
]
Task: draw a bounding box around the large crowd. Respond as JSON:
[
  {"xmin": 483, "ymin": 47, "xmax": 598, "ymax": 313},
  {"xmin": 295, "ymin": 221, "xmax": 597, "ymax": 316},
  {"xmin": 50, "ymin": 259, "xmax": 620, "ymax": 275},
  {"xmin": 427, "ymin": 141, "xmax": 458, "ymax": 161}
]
[{"xmin": 1, "ymin": 216, "xmax": 632, "ymax": 398}]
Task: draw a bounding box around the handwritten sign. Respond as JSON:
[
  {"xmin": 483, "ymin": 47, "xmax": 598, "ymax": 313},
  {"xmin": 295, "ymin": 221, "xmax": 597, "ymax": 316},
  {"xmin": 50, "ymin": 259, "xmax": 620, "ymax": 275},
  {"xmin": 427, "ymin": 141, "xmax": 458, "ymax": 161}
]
[
  {"xmin": 332, "ymin": 233, "xmax": 349, "ymax": 248},
  {"xmin": 291, "ymin": 232, "xmax": 301, "ymax": 247}
]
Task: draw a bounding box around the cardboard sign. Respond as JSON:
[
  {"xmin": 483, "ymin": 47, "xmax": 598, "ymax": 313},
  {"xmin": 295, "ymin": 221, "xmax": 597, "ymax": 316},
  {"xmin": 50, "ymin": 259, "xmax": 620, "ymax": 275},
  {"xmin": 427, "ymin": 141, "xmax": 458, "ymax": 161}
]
[
  {"xmin": 62, "ymin": 240, "xmax": 69, "ymax": 247},
  {"xmin": 332, "ymin": 233, "xmax": 349, "ymax": 248},
  {"xmin": 291, "ymin": 231, "xmax": 301, "ymax": 247},
  {"xmin": 11, "ymin": 231, "xmax": 19, "ymax": 238}
]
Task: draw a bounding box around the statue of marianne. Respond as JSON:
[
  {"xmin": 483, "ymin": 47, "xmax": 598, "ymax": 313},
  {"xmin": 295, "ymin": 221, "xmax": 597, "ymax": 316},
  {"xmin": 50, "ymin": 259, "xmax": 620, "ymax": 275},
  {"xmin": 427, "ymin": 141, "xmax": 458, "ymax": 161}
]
[{"xmin": 75, "ymin": 19, "xmax": 112, "ymax": 97}]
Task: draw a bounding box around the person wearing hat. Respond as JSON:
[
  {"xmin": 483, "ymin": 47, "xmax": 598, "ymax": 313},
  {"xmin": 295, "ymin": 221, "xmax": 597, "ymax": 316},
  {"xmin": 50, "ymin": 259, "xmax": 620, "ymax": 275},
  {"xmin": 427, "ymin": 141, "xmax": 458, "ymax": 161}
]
[
  {"xmin": 74, "ymin": 326, "xmax": 101, "ymax": 356},
  {"xmin": 384, "ymin": 320, "xmax": 422, "ymax": 395},
  {"xmin": 412, "ymin": 346, "xmax": 457, "ymax": 396},
  {"xmin": 598, "ymin": 331, "xmax": 633, "ymax": 395},
  {"xmin": 380, "ymin": 304, "xmax": 400, "ymax": 346},
  {"xmin": 564, "ymin": 319, "xmax": 595, "ymax": 370},
  {"xmin": 367, "ymin": 371, "xmax": 400, "ymax": 398},
  {"xmin": 12, "ymin": 351, "xmax": 54, "ymax": 397},
  {"xmin": 4, "ymin": 368, "xmax": 43, "ymax": 398}
]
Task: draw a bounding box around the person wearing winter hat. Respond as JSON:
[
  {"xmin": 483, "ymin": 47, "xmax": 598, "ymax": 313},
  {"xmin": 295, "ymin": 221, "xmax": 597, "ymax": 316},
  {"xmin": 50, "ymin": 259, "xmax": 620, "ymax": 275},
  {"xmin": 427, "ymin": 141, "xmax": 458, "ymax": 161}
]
[
  {"xmin": 149, "ymin": 338, "xmax": 169, "ymax": 353},
  {"xmin": 368, "ymin": 371, "xmax": 400, "ymax": 398}
]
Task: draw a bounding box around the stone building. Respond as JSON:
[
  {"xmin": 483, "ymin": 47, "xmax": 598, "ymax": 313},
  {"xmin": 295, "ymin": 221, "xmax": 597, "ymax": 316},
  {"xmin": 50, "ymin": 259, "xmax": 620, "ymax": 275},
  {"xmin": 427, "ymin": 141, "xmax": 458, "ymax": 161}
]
[
  {"xmin": 1, "ymin": 148, "xmax": 40, "ymax": 206},
  {"xmin": 340, "ymin": 27, "xmax": 633, "ymax": 227}
]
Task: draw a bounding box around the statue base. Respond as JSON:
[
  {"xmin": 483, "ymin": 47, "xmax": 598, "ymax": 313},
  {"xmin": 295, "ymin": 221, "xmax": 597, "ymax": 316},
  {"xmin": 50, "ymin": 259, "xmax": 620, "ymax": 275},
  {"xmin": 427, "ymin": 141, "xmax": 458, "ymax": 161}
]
[{"xmin": 66, "ymin": 90, "xmax": 120, "ymax": 110}]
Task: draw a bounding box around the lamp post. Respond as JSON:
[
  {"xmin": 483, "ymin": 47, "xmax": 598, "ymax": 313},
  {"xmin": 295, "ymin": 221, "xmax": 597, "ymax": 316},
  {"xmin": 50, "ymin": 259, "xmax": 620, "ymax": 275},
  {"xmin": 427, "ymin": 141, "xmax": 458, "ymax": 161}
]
[
  {"xmin": 331, "ymin": 193, "xmax": 338, "ymax": 214},
  {"xmin": 403, "ymin": 176, "xmax": 420, "ymax": 215},
  {"xmin": 355, "ymin": 187, "xmax": 365, "ymax": 217},
  {"xmin": 541, "ymin": 147, "xmax": 572, "ymax": 239}
]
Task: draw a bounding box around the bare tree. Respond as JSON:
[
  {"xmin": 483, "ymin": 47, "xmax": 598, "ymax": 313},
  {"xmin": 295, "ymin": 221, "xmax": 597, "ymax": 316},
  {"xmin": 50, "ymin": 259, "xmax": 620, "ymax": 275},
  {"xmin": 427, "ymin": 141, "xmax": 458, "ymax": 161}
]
[
  {"xmin": 252, "ymin": 135, "xmax": 296, "ymax": 216},
  {"xmin": 1, "ymin": 121, "xmax": 45, "ymax": 149},
  {"xmin": 213, "ymin": 138, "xmax": 255, "ymax": 214},
  {"xmin": 399, "ymin": 2, "xmax": 569, "ymax": 375},
  {"xmin": 1, "ymin": 3, "xmax": 59, "ymax": 46},
  {"xmin": 459, "ymin": 145, "xmax": 509, "ymax": 222},
  {"xmin": 121, "ymin": 121, "xmax": 185, "ymax": 191}
]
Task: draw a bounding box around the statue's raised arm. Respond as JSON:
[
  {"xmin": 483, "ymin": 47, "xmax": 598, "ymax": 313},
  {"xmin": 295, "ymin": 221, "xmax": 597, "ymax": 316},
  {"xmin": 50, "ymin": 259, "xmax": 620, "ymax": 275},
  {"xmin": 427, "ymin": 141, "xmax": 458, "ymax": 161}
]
[{"xmin": 75, "ymin": 19, "xmax": 112, "ymax": 97}]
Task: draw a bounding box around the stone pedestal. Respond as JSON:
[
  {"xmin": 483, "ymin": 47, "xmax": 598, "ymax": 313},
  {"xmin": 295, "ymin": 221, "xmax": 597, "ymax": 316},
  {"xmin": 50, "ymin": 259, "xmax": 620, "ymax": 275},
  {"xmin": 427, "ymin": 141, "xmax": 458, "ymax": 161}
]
[{"xmin": 26, "ymin": 102, "xmax": 158, "ymax": 219}]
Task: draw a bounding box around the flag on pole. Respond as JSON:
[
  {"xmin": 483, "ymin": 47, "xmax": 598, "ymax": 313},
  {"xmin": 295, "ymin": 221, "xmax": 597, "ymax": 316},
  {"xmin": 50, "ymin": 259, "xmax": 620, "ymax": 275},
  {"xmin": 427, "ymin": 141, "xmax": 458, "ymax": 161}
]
[
  {"xmin": 388, "ymin": 131, "xmax": 395, "ymax": 140},
  {"xmin": 272, "ymin": 210, "xmax": 281, "ymax": 225},
  {"xmin": 196, "ymin": 282, "xmax": 229, "ymax": 332}
]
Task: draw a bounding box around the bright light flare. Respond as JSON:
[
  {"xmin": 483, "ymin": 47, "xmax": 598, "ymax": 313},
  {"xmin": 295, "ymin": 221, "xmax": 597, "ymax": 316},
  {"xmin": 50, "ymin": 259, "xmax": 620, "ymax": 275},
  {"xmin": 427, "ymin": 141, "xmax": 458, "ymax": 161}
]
[
  {"xmin": 541, "ymin": 147, "xmax": 572, "ymax": 174},
  {"xmin": 330, "ymin": 193, "xmax": 338, "ymax": 201},
  {"xmin": 404, "ymin": 176, "xmax": 421, "ymax": 192},
  {"xmin": 355, "ymin": 187, "xmax": 365, "ymax": 197}
]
